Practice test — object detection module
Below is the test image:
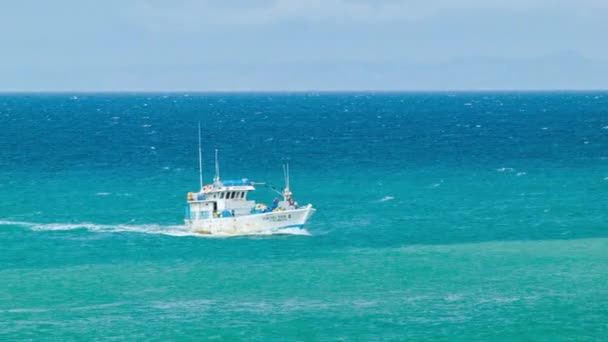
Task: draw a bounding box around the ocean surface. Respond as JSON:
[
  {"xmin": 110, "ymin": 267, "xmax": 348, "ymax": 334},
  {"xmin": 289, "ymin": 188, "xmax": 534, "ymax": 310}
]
[{"xmin": 1, "ymin": 92, "xmax": 607, "ymax": 340}]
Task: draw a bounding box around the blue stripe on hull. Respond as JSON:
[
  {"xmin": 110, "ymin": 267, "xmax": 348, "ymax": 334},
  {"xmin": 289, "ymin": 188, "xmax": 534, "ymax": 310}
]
[{"xmin": 279, "ymin": 224, "xmax": 305, "ymax": 229}]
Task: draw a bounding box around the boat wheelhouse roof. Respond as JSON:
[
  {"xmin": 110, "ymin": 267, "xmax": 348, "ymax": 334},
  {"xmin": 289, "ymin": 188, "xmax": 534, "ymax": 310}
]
[
  {"xmin": 202, "ymin": 178, "xmax": 256, "ymax": 194},
  {"xmin": 208, "ymin": 185, "xmax": 255, "ymax": 192},
  {"xmin": 220, "ymin": 179, "xmax": 253, "ymax": 186}
]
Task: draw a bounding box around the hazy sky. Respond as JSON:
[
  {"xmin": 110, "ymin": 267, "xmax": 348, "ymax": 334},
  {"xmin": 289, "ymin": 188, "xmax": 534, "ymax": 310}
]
[{"xmin": 1, "ymin": 0, "xmax": 607, "ymax": 91}]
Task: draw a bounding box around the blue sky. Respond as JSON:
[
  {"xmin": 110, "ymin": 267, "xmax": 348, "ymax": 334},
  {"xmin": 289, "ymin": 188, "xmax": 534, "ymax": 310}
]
[{"xmin": 1, "ymin": 0, "xmax": 607, "ymax": 91}]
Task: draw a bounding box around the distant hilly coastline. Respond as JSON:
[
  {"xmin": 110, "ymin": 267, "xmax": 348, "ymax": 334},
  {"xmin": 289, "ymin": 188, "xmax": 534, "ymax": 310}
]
[{"xmin": 1, "ymin": 52, "xmax": 606, "ymax": 92}]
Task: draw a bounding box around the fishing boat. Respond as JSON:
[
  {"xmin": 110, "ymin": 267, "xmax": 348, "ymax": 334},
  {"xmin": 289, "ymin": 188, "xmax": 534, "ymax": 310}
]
[{"xmin": 184, "ymin": 125, "xmax": 315, "ymax": 235}]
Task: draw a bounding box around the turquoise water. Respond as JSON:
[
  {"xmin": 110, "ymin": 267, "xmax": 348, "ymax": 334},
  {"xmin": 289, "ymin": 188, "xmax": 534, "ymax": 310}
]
[{"xmin": 1, "ymin": 93, "xmax": 607, "ymax": 340}]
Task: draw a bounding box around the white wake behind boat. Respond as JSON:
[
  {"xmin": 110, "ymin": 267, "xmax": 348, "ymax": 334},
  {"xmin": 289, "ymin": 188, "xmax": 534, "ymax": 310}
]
[{"xmin": 184, "ymin": 126, "xmax": 315, "ymax": 235}]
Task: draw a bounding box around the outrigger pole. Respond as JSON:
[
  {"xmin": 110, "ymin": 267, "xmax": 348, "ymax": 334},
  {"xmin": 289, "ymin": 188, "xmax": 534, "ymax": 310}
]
[{"xmin": 198, "ymin": 122, "xmax": 203, "ymax": 190}]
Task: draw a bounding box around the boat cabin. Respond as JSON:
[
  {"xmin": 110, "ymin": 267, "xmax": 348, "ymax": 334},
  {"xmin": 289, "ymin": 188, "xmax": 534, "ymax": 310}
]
[{"xmin": 186, "ymin": 179, "xmax": 256, "ymax": 220}]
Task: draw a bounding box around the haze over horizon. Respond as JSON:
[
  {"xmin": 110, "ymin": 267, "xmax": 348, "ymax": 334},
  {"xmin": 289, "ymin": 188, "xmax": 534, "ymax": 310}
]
[{"xmin": 1, "ymin": 0, "xmax": 607, "ymax": 91}]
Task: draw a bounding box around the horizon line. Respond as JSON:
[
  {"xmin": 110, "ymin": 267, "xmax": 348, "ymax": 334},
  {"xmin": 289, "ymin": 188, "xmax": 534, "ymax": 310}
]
[{"xmin": 1, "ymin": 89, "xmax": 608, "ymax": 94}]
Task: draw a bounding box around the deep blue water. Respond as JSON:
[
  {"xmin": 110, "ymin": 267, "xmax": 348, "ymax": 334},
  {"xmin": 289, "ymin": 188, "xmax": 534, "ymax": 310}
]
[{"xmin": 1, "ymin": 92, "xmax": 607, "ymax": 340}]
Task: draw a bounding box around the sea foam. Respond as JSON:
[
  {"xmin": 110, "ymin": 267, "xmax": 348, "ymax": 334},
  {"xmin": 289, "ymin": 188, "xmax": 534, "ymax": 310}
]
[
  {"xmin": 0, "ymin": 220, "xmax": 310, "ymax": 238},
  {"xmin": 378, "ymin": 196, "xmax": 395, "ymax": 202}
]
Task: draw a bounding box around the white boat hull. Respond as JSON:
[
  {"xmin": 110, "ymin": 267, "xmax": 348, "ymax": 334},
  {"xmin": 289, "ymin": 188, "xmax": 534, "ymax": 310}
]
[{"xmin": 185, "ymin": 205, "xmax": 315, "ymax": 235}]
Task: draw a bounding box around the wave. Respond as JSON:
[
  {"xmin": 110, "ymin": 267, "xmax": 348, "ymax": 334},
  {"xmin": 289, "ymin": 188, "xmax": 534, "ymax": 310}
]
[
  {"xmin": 0, "ymin": 220, "xmax": 310, "ymax": 238},
  {"xmin": 377, "ymin": 196, "xmax": 395, "ymax": 202}
]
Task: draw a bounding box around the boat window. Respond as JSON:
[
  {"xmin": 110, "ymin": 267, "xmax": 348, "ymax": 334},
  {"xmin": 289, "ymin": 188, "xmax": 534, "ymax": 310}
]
[
  {"xmin": 220, "ymin": 192, "xmax": 225, "ymax": 199},
  {"xmin": 240, "ymin": 192, "xmax": 245, "ymax": 198},
  {"xmin": 231, "ymin": 192, "xmax": 236, "ymax": 199}
]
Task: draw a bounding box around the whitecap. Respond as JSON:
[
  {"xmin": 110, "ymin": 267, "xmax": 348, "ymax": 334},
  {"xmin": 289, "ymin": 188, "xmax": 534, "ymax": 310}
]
[
  {"xmin": 351, "ymin": 300, "xmax": 377, "ymax": 308},
  {"xmin": 445, "ymin": 294, "xmax": 463, "ymax": 302},
  {"xmin": 0, "ymin": 308, "xmax": 49, "ymax": 314},
  {"xmin": 476, "ymin": 296, "xmax": 520, "ymax": 304},
  {"xmin": 378, "ymin": 196, "xmax": 395, "ymax": 202},
  {"xmin": 516, "ymin": 172, "xmax": 526, "ymax": 176},
  {"xmin": 151, "ymin": 299, "xmax": 215, "ymax": 310},
  {"xmin": 95, "ymin": 192, "xmax": 111, "ymax": 196}
]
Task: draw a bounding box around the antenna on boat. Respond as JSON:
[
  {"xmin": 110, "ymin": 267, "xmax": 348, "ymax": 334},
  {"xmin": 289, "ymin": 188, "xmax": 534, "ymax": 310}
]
[
  {"xmin": 214, "ymin": 148, "xmax": 221, "ymax": 185},
  {"xmin": 282, "ymin": 163, "xmax": 287, "ymax": 190},
  {"xmin": 198, "ymin": 122, "xmax": 203, "ymax": 190},
  {"xmin": 285, "ymin": 162, "xmax": 290, "ymax": 191},
  {"xmin": 282, "ymin": 161, "xmax": 293, "ymax": 202}
]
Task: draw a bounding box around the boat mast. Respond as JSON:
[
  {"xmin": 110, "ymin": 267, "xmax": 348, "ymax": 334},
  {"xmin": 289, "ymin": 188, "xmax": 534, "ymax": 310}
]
[
  {"xmin": 286, "ymin": 162, "xmax": 290, "ymax": 191},
  {"xmin": 282, "ymin": 162, "xmax": 291, "ymax": 201},
  {"xmin": 214, "ymin": 149, "xmax": 221, "ymax": 185},
  {"xmin": 198, "ymin": 122, "xmax": 203, "ymax": 190}
]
